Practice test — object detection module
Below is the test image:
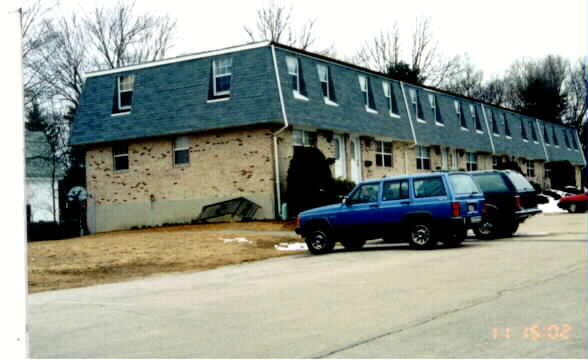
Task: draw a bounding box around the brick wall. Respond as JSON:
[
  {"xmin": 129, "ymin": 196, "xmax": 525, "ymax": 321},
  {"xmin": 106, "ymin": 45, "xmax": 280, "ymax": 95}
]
[{"xmin": 86, "ymin": 127, "xmax": 276, "ymax": 232}]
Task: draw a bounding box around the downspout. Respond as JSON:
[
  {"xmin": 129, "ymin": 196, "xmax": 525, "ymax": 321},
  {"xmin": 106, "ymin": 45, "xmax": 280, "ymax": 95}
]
[
  {"xmin": 399, "ymin": 81, "xmax": 418, "ymax": 146},
  {"xmin": 536, "ymin": 118, "xmax": 549, "ymax": 162},
  {"xmin": 270, "ymin": 44, "xmax": 289, "ymax": 219},
  {"xmin": 480, "ymin": 104, "xmax": 496, "ymax": 155}
]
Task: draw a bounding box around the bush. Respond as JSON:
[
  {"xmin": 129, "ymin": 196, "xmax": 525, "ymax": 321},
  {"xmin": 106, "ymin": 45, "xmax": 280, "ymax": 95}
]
[{"xmin": 333, "ymin": 178, "xmax": 356, "ymax": 199}]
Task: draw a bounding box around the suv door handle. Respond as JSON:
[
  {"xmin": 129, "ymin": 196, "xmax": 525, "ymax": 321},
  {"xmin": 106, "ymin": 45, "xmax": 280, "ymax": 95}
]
[{"xmin": 369, "ymin": 204, "xmax": 379, "ymax": 208}]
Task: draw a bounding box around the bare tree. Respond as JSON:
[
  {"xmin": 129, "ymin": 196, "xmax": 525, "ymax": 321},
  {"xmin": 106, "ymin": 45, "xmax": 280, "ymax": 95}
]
[
  {"xmin": 353, "ymin": 16, "xmax": 461, "ymax": 86},
  {"xmin": 243, "ymin": 0, "xmax": 323, "ymax": 51},
  {"xmin": 85, "ymin": 0, "xmax": 176, "ymax": 69}
]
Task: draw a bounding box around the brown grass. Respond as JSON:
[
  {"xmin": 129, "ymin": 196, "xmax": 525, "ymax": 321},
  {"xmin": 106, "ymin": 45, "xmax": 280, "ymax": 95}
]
[{"xmin": 28, "ymin": 221, "xmax": 302, "ymax": 293}]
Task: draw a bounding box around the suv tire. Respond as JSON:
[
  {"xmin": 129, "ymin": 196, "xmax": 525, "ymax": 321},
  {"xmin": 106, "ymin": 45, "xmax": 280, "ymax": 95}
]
[
  {"xmin": 340, "ymin": 239, "xmax": 366, "ymax": 251},
  {"xmin": 498, "ymin": 222, "xmax": 519, "ymax": 237},
  {"xmin": 408, "ymin": 222, "xmax": 436, "ymax": 249},
  {"xmin": 474, "ymin": 217, "xmax": 498, "ymax": 240},
  {"xmin": 304, "ymin": 227, "xmax": 335, "ymax": 255}
]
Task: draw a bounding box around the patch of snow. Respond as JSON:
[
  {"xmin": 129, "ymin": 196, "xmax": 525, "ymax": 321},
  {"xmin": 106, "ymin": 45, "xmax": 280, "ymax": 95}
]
[
  {"xmin": 538, "ymin": 195, "xmax": 567, "ymax": 214},
  {"xmin": 221, "ymin": 237, "xmax": 250, "ymax": 243},
  {"xmin": 274, "ymin": 242, "xmax": 308, "ymax": 251}
]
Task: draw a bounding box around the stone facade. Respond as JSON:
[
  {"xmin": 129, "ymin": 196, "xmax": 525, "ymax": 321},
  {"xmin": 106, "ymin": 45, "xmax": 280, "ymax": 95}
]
[{"xmin": 86, "ymin": 127, "xmax": 276, "ymax": 232}]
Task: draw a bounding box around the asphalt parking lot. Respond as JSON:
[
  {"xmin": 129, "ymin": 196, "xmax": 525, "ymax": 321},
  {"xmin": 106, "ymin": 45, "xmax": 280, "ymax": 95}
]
[{"xmin": 28, "ymin": 213, "xmax": 586, "ymax": 358}]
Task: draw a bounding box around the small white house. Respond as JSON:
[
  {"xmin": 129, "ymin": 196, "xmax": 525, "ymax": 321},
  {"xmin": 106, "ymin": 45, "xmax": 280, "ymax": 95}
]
[{"xmin": 25, "ymin": 130, "xmax": 64, "ymax": 223}]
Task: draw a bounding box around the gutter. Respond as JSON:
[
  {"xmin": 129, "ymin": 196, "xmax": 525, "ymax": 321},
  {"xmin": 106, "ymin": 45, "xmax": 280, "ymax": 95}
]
[
  {"xmin": 270, "ymin": 44, "xmax": 289, "ymax": 219},
  {"xmin": 480, "ymin": 104, "xmax": 496, "ymax": 154},
  {"xmin": 400, "ymin": 81, "xmax": 418, "ymax": 145}
]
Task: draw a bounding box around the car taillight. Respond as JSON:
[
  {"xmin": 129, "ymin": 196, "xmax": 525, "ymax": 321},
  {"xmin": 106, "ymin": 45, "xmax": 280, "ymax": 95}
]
[
  {"xmin": 295, "ymin": 216, "xmax": 301, "ymax": 228},
  {"xmin": 452, "ymin": 202, "xmax": 460, "ymax": 217},
  {"xmin": 514, "ymin": 195, "xmax": 522, "ymax": 210}
]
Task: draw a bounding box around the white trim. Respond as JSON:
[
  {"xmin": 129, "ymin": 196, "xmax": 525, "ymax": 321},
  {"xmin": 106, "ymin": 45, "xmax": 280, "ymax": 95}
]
[
  {"xmin": 390, "ymin": 112, "xmax": 401, "ymax": 119},
  {"xmin": 573, "ymin": 130, "xmax": 586, "ymax": 165},
  {"xmin": 461, "ymin": 127, "xmax": 469, "ymax": 131},
  {"xmin": 212, "ymin": 57, "xmax": 232, "ymax": 97},
  {"xmin": 366, "ymin": 107, "xmax": 378, "ymax": 114},
  {"xmin": 522, "ymin": 139, "xmax": 529, "ymax": 143},
  {"xmin": 324, "ymin": 97, "xmax": 339, "ymax": 107},
  {"xmin": 417, "ymin": 119, "xmax": 427, "ymax": 124},
  {"xmin": 86, "ymin": 41, "xmax": 270, "ymax": 78},
  {"xmin": 293, "ymin": 91, "xmax": 309, "ymax": 101},
  {"xmin": 117, "ymin": 76, "xmax": 133, "ymax": 111},
  {"xmin": 111, "ymin": 111, "xmax": 130, "ymax": 117},
  {"xmin": 506, "ymin": 135, "xmax": 512, "ymax": 140},
  {"xmin": 400, "ymin": 82, "xmax": 418, "ymax": 145},
  {"xmin": 206, "ymin": 97, "xmax": 230, "ymax": 104},
  {"xmin": 435, "ymin": 121, "xmax": 445, "ymax": 127},
  {"xmin": 476, "ymin": 130, "xmax": 484, "ymax": 135}
]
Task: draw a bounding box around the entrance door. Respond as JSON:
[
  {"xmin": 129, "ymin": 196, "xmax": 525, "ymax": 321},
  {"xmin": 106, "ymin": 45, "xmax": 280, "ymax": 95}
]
[
  {"xmin": 350, "ymin": 136, "xmax": 362, "ymax": 183},
  {"xmin": 441, "ymin": 147, "xmax": 449, "ymax": 170},
  {"xmin": 333, "ymin": 134, "xmax": 346, "ymax": 179}
]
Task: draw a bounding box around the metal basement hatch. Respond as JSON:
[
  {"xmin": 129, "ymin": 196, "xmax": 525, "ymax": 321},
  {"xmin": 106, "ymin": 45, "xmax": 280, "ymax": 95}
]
[{"xmin": 196, "ymin": 197, "xmax": 261, "ymax": 223}]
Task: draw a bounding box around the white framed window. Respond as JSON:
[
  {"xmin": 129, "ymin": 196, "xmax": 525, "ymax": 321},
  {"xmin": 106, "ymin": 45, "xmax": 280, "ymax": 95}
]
[
  {"xmin": 113, "ymin": 143, "xmax": 129, "ymax": 171},
  {"xmin": 375, "ymin": 141, "xmax": 393, "ymax": 168},
  {"xmin": 491, "ymin": 111, "xmax": 499, "ymax": 135},
  {"xmin": 117, "ymin": 75, "xmax": 135, "ymax": 111},
  {"xmin": 543, "ymin": 125, "xmax": 550, "ymax": 145},
  {"xmin": 173, "ymin": 136, "xmax": 190, "ymax": 166},
  {"xmin": 212, "ymin": 57, "xmax": 232, "ymax": 96},
  {"xmin": 531, "ymin": 122, "xmax": 538, "ymax": 142},
  {"xmin": 428, "ymin": 94, "xmax": 440, "ymax": 124},
  {"xmin": 358, "ymin": 75, "xmax": 375, "ymax": 111},
  {"xmin": 317, "ymin": 64, "xmax": 331, "ymax": 100},
  {"xmin": 286, "ymin": 56, "xmax": 300, "ymax": 93},
  {"xmin": 410, "ymin": 89, "xmax": 423, "ymax": 121},
  {"xmin": 552, "ymin": 127, "xmax": 559, "ymax": 147},
  {"xmin": 471, "ymin": 104, "xmax": 482, "ymax": 131},
  {"xmin": 466, "ymin": 152, "xmax": 478, "ymax": 171},
  {"xmin": 416, "ymin": 145, "xmax": 431, "ymax": 170},
  {"xmin": 563, "ymin": 130, "xmax": 571, "ymax": 149},
  {"xmin": 526, "ymin": 160, "xmax": 535, "ymax": 177},
  {"xmin": 504, "ymin": 114, "xmax": 511, "ymax": 137},
  {"xmin": 382, "ymin": 82, "xmax": 399, "ymax": 117},
  {"xmin": 455, "ymin": 101, "xmax": 466, "ymax": 128},
  {"xmin": 521, "ymin": 120, "xmax": 528, "ymax": 141},
  {"xmin": 293, "ymin": 129, "xmax": 317, "ymax": 147}
]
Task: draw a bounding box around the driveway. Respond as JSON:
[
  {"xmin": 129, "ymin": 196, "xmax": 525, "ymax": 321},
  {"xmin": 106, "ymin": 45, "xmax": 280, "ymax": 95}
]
[{"xmin": 28, "ymin": 213, "xmax": 587, "ymax": 358}]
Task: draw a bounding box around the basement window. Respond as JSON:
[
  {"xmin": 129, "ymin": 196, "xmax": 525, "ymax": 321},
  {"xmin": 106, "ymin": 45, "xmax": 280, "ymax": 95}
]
[
  {"xmin": 293, "ymin": 129, "xmax": 316, "ymax": 147},
  {"xmin": 113, "ymin": 143, "xmax": 129, "ymax": 171},
  {"xmin": 375, "ymin": 141, "xmax": 393, "ymax": 168},
  {"xmin": 416, "ymin": 145, "xmax": 431, "ymax": 170},
  {"xmin": 114, "ymin": 75, "xmax": 135, "ymax": 113},
  {"xmin": 173, "ymin": 136, "xmax": 190, "ymax": 166}
]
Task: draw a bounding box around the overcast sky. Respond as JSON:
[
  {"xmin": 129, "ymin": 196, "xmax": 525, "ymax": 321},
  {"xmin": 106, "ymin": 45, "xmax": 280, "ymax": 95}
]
[{"xmin": 52, "ymin": 0, "xmax": 588, "ymax": 79}]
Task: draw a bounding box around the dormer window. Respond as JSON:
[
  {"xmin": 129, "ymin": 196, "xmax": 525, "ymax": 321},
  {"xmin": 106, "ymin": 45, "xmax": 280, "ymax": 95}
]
[
  {"xmin": 429, "ymin": 94, "xmax": 441, "ymax": 124},
  {"xmin": 504, "ymin": 114, "xmax": 511, "ymax": 137},
  {"xmin": 117, "ymin": 75, "xmax": 135, "ymax": 112},
  {"xmin": 212, "ymin": 57, "xmax": 232, "ymax": 97},
  {"xmin": 521, "ymin": 120, "xmax": 528, "ymax": 141},
  {"xmin": 455, "ymin": 101, "xmax": 466, "ymax": 128},
  {"xmin": 317, "ymin": 63, "xmax": 336, "ymax": 104},
  {"xmin": 531, "ymin": 121, "xmax": 538, "ymax": 142},
  {"xmin": 552, "ymin": 127, "xmax": 559, "ymax": 146},
  {"xmin": 470, "ymin": 104, "xmax": 482, "ymax": 131},
  {"xmin": 382, "ymin": 82, "xmax": 399, "ymax": 117},
  {"xmin": 410, "ymin": 89, "xmax": 424, "ymax": 121},
  {"xmin": 543, "ymin": 124, "xmax": 550, "ymax": 145},
  {"xmin": 491, "ymin": 111, "xmax": 499, "ymax": 135},
  {"xmin": 571, "ymin": 131, "xmax": 579, "ymax": 150},
  {"xmin": 358, "ymin": 75, "xmax": 376, "ymax": 112},
  {"xmin": 563, "ymin": 129, "xmax": 571, "ymax": 149}
]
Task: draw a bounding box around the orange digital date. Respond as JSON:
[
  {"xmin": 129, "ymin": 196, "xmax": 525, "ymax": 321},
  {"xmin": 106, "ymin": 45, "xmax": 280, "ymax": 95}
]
[{"xmin": 492, "ymin": 324, "xmax": 572, "ymax": 341}]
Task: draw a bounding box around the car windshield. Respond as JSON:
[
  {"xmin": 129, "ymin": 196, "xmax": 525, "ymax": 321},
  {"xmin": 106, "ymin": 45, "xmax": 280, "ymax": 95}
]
[
  {"xmin": 449, "ymin": 174, "xmax": 481, "ymax": 194},
  {"xmin": 472, "ymin": 173, "xmax": 510, "ymax": 192},
  {"xmin": 507, "ymin": 172, "xmax": 535, "ymax": 192}
]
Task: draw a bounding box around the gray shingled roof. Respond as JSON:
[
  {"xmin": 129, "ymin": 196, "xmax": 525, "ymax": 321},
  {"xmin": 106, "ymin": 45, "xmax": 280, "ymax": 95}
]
[{"xmin": 70, "ymin": 42, "xmax": 585, "ymax": 166}]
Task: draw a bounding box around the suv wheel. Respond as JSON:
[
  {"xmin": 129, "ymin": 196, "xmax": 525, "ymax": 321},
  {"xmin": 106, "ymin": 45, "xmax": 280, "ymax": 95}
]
[
  {"xmin": 304, "ymin": 227, "xmax": 335, "ymax": 255},
  {"xmin": 498, "ymin": 222, "xmax": 519, "ymax": 237},
  {"xmin": 408, "ymin": 222, "xmax": 436, "ymax": 249},
  {"xmin": 340, "ymin": 239, "xmax": 366, "ymax": 251},
  {"xmin": 474, "ymin": 217, "xmax": 498, "ymax": 240}
]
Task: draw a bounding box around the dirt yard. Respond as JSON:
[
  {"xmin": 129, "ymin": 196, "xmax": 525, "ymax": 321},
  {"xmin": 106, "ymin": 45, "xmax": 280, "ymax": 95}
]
[{"xmin": 28, "ymin": 221, "xmax": 302, "ymax": 293}]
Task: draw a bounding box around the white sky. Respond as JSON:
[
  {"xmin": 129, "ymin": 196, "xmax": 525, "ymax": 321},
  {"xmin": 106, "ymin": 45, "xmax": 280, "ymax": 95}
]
[{"xmin": 55, "ymin": 0, "xmax": 588, "ymax": 79}]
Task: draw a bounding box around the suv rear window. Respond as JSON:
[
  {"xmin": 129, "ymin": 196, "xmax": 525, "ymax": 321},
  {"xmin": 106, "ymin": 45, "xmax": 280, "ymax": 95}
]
[
  {"xmin": 414, "ymin": 177, "xmax": 446, "ymax": 198},
  {"xmin": 506, "ymin": 172, "xmax": 535, "ymax": 192},
  {"xmin": 472, "ymin": 173, "xmax": 510, "ymax": 192},
  {"xmin": 449, "ymin": 174, "xmax": 481, "ymax": 195}
]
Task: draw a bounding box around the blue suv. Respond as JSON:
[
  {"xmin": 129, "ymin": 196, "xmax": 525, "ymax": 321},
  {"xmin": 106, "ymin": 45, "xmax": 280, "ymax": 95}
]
[{"xmin": 295, "ymin": 172, "xmax": 485, "ymax": 254}]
